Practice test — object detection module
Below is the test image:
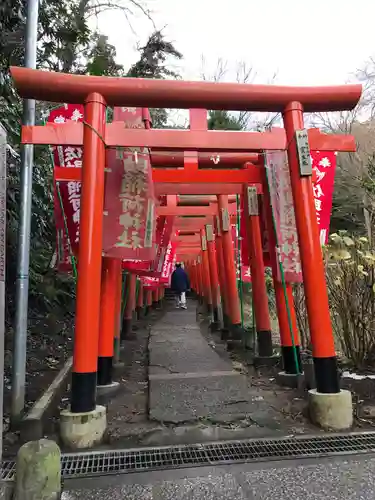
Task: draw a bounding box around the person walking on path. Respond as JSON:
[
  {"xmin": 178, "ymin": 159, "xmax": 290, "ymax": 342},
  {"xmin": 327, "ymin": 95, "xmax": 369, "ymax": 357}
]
[{"xmin": 171, "ymin": 263, "xmax": 190, "ymax": 309}]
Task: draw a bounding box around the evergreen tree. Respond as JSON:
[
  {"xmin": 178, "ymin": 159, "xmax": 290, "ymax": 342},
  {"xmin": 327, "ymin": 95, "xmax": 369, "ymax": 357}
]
[
  {"xmin": 85, "ymin": 34, "xmax": 124, "ymax": 76},
  {"xmin": 127, "ymin": 31, "xmax": 183, "ymax": 128},
  {"xmin": 0, "ymin": 2, "xmax": 182, "ymax": 319},
  {"xmin": 208, "ymin": 110, "xmax": 244, "ymax": 131}
]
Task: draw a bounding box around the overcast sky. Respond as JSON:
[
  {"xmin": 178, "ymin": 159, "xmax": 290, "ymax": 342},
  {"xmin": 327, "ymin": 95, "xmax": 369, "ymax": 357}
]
[{"xmin": 94, "ymin": 0, "xmax": 374, "ymax": 87}]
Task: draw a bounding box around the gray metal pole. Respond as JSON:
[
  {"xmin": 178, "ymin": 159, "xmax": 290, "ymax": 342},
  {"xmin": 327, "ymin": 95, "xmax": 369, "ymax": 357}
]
[
  {"xmin": 11, "ymin": 0, "xmax": 40, "ymax": 423},
  {"xmin": 0, "ymin": 124, "xmax": 7, "ymax": 462}
]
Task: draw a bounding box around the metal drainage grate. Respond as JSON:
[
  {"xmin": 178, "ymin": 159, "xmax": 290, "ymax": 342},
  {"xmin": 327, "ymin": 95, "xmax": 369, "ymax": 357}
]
[{"xmin": 3, "ymin": 432, "xmax": 375, "ymax": 480}]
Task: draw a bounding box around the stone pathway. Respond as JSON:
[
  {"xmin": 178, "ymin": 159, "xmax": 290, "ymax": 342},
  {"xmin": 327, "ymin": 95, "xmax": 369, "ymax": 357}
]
[
  {"xmin": 149, "ymin": 306, "xmax": 282, "ymax": 429},
  {"xmin": 103, "ymin": 299, "xmax": 317, "ymax": 449}
]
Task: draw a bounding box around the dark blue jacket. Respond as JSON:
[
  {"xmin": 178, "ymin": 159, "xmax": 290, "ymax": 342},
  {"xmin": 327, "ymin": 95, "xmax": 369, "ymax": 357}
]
[{"xmin": 171, "ymin": 267, "xmax": 190, "ymax": 293}]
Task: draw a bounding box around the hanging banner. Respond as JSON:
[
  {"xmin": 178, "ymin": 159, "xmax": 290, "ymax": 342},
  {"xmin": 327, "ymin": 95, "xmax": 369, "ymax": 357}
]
[
  {"xmin": 311, "ymin": 151, "xmax": 337, "ymax": 245},
  {"xmin": 239, "ymin": 195, "xmax": 249, "ymax": 266},
  {"xmin": 160, "ymin": 240, "xmax": 177, "ymax": 284},
  {"xmin": 122, "ymin": 260, "xmax": 151, "ymax": 271},
  {"xmin": 48, "ymin": 105, "xmax": 84, "ymax": 272},
  {"xmin": 51, "ymin": 105, "xmax": 157, "ymax": 270},
  {"xmin": 258, "ymin": 196, "xmax": 271, "ymax": 267},
  {"xmin": 141, "ymin": 276, "xmax": 160, "ymax": 290},
  {"xmin": 47, "ymin": 104, "xmax": 84, "ymax": 168},
  {"xmin": 54, "ymin": 185, "xmax": 72, "ymax": 272},
  {"xmin": 103, "ymin": 107, "xmax": 156, "ymax": 260},
  {"xmin": 265, "ymin": 151, "xmax": 302, "ymax": 283},
  {"xmin": 231, "ymin": 223, "xmax": 251, "ymax": 283},
  {"xmin": 153, "ymin": 215, "xmax": 174, "ymax": 272},
  {"xmin": 242, "ymin": 266, "xmax": 251, "ymax": 283},
  {"xmin": 54, "ymin": 179, "xmax": 81, "ymax": 257}
]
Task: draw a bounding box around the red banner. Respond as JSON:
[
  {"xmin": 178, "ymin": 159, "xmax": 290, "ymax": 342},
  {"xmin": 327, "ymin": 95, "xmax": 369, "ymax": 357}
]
[
  {"xmin": 103, "ymin": 107, "xmax": 156, "ymax": 260},
  {"xmin": 311, "ymin": 151, "xmax": 337, "ymax": 245},
  {"xmin": 231, "ymin": 224, "xmax": 251, "ymax": 283},
  {"xmin": 141, "ymin": 276, "xmax": 160, "ymax": 290},
  {"xmin": 54, "ymin": 188, "xmax": 71, "ymax": 272},
  {"xmin": 47, "ymin": 104, "xmax": 84, "ymax": 168},
  {"xmin": 241, "ymin": 266, "xmax": 251, "ymax": 283},
  {"xmin": 160, "ymin": 240, "xmax": 177, "ymax": 284},
  {"xmin": 51, "ymin": 105, "xmax": 157, "ymax": 271},
  {"xmin": 237, "ymin": 150, "xmax": 336, "ymax": 284},
  {"xmin": 122, "ymin": 260, "xmax": 151, "ymax": 271},
  {"xmin": 49, "ymin": 105, "xmax": 84, "ymax": 272},
  {"xmin": 153, "ymin": 215, "xmax": 174, "ymax": 273}
]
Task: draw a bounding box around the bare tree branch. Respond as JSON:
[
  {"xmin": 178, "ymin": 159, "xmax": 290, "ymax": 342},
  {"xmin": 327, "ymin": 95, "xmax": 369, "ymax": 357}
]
[{"xmin": 85, "ymin": 0, "xmax": 156, "ymax": 31}]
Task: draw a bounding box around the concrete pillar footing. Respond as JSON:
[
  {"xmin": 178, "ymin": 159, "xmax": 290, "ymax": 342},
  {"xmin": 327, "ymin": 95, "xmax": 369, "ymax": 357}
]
[
  {"xmin": 276, "ymin": 371, "xmax": 304, "ymax": 388},
  {"xmin": 97, "ymin": 381, "xmax": 120, "ymax": 396},
  {"xmin": 308, "ymin": 389, "xmax": 353, "ymax": 430},
  {"xmin": 60, "ymin": 405, "xmax": 106, "ymax": 450}
]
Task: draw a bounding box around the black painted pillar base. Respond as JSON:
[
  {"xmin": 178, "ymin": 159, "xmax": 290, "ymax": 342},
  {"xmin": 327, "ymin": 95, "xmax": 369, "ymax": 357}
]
[
  {"xmin": 281, "ymin": 345, "xmax": 302, "ymax": 374},
  {"xmin": 97, "ymin": 356, "xmax": 113, "ymax": 386},
  {"xmin": 136, "ymin": 306, "xmax": 144, "ymax": 320},
  {"xmin": 226, "ymin": 323, "xmax": 246, "ymax": 351},
  {"xmin": 220, "ymin": 313, "xmax": 230, "ymax": 340},
  {"xmin": 121, "ymin": 317, "xmax": 133, "ymax": 340},
  {"xmin": 230, "ymin": 323, "xmax": 245, "ymax": 340},
  {"xmin": 213, "ymin": 307, "xmax": 219, "ymax": 322},
  {"xmin": 220, "ymin": 328, "xmax": 229, "ymax": 341},
  {"xmin": 209, "ymin": 307, "xmax": 221, "ymax": 331},
  {"xmin": 257, "ymin": 330, "xmax": 274, "ymax": 358},
  {"xmin": 144, "ymin": 305, "xmax": 151, "ymax": 316},
  {"xmin": 71, "ymin": 371, "xmax": 97, "ymax": 413},
  {"xmin": 314, "ymin": 356, "xmax": 340, "ymax": 393},
  {"xmin": 222, "ymin": 313, "xmax": 230, "ymax": 330},
  {"xmin": 206, "ymin": 303, "xmax": 213, "ymax": 315},
  {"xmin": 243, "ymin": 327, "xmax": 256, "ymax": 350}
]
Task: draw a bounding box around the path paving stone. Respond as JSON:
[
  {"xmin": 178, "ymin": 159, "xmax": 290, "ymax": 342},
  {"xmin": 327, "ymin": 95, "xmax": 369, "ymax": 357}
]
[{"xmin": 148, "ymin": 305, "xmax": 282, "ymax": 426}]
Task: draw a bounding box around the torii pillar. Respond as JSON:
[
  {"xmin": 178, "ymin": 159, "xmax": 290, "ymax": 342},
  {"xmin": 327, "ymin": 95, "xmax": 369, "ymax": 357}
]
[
  {"xmin": 205, "ymin": 223, "xmax": 221, "ymax": 329},
  {"xmin": 217, "ymin": 195, "xmax": 243, "ymax": 341},
  {"xmin": 60, "ymin": 93, "xmax": 107, "ymax": 448},
  {"xmin": 283, "ymin": 102, "xmax": 352, "ymax": 429},
  {"xmin": 97, "ymin": 257, "xmax": 121, "ymax": 393},
  {"xmin": 200, "ymin": 229, "xmax": 213, "ymax": 315},
  {"xmin": 242, "ymin": 185, "xmax": 273, "ymax": 360}
]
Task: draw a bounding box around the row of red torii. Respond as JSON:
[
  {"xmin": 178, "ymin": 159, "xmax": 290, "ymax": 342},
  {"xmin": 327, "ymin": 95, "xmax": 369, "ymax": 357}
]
[{"xmin": 11, "ymin": 66, "xmax": 361, "ymax": 442}]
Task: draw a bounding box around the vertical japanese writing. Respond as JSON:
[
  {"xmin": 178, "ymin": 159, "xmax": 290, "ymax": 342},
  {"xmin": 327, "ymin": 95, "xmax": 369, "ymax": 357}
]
[
  {"xmin": 67, "ymin": 181, "xmax": 81, "ymax": 244},
  {"xmin": 311, "ymin": 151, "xmax": 337, "ymax": 245},
  {"xmin": 115, "ymin": 150, "xmax": 149, "ymax": 250},
  {"xmin": 265, "ymin": 151, "xmax": 302, "ymax": 283}
]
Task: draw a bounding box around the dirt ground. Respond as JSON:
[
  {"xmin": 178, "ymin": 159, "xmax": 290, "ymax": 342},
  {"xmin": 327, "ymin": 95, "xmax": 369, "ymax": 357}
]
[{"xmin": 3, "ymin": 313, "xmax": 73, "ymax": 455}]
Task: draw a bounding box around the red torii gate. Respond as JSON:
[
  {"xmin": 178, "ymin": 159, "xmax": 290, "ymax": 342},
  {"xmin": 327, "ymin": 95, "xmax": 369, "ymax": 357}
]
[{"xmin": 11, "ymin": 65, "xmax": 361, "ymax": 446}]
